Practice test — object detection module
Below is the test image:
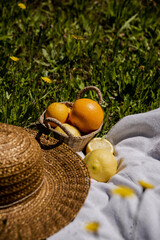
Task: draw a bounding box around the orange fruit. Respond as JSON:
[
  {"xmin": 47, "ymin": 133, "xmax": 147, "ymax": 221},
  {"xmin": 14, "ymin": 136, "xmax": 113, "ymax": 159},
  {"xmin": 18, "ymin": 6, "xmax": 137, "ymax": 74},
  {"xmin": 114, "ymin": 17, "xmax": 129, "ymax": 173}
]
[
  {"xmin": 66, "ymin": 107, "xmax": 72, "ymax": 124},
  {"xmin": 45, "ymin": 102, "xmax": 69, "ymax": 128},
  {"xmin": 69, "ymin": 98, "xmax": 104, "ymax": 133}
]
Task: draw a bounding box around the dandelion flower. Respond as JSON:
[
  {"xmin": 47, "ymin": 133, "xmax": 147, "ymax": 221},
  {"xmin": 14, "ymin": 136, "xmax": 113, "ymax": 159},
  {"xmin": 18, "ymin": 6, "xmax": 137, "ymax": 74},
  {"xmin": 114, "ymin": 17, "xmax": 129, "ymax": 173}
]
[
  {"xmin": 18, "ymin": 3, "xmax": 26, "ymax": 9},
  {"xmin": 139, "ymin": 65, "xmax": 145, "ymax": 71},
  {"xmin": 85, "ymin": 222, "xmax": 100, "ymax": 233},
  {"xmin": 41, "ymin": 77, "xmax": 52, "ymax": 83},
  {"xmin": 10, "ymin": 56, "xmax": 19, "ymax": 62},
  {"xmin": 138, "ymin": 180, "xmax": 154, "ymax": 190},
  {"xmin": 72, "ymin": 35, "xmax": 84, "ymax": 40},
  {"xmin": 111, "ymin": 185, "xmax": 135, "ymax": 198}
]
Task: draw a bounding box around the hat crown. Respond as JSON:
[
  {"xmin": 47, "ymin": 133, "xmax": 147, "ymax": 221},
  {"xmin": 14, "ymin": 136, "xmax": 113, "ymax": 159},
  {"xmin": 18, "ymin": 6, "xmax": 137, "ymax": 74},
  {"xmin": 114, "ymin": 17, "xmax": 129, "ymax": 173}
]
[{"xmin": 0, "ymin": 123, "xmax": 44, "ymax": 207}]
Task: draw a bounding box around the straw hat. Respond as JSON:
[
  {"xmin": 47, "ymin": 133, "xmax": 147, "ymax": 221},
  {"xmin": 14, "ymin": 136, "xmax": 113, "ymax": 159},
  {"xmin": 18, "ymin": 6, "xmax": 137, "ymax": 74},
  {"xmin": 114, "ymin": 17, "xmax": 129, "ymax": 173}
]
[{"xmin": 0, "ymin": 123, "xmax": 90, "ymax": 240}]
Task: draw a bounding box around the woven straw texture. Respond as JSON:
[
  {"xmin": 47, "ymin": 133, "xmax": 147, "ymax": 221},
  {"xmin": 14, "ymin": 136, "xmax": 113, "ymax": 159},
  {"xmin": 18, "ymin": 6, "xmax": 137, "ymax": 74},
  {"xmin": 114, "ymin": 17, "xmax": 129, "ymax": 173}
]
[
  {"xmin": 0, "ymin": 123, "xmax": 90, "ymax": 240},
  {"xmin": 39, "ymin": 86, "xmax": 103, "ymax": 152}
]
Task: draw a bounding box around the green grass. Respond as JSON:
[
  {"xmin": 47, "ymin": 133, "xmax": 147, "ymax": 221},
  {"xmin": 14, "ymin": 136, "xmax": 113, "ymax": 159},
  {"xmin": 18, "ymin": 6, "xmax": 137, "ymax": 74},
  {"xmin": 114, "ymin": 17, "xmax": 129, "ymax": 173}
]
[{"xmin": 0, "ymin": 0, "xmax": 160, "ymax": 136}]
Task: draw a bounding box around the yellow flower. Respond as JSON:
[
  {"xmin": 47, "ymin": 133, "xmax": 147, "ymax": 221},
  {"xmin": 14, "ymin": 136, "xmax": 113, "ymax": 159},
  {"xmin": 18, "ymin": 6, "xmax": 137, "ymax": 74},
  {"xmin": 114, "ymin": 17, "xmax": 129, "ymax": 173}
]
[
  {"xmin": 41, "ymin": 77, "xmax": 52, "ymax": 83},
  {"xmin": 18, "ymin": 3, "xmax": 26, "ymax": 9},
  {"xmin": 111, "ymin": 185, "xmax": 135, "ymax": 198},
  {"xmin": 85, "ymin": 222, "xmax": 100, "ymax": 233},
  {"xmin": 139, "ymin": 65, "xmax": 145, "ymax": 71},
  {"xmin": 72, "ymin": 35, "xmax": 84, "ymax": 40},
  {"xmin": 10, "ymin": 56, "xmax": 19, "ymax": 62},
  {"xmin": 138, "ymin": 181, "xmax": 154, "ymax": 190}
]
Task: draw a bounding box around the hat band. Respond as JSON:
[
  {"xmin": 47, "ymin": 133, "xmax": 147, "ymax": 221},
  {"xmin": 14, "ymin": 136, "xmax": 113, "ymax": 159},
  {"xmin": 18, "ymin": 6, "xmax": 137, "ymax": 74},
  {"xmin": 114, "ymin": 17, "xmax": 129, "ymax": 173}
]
[{"xmin": 0, "ymin": 178, "xmax": 44, "ymax": 209}]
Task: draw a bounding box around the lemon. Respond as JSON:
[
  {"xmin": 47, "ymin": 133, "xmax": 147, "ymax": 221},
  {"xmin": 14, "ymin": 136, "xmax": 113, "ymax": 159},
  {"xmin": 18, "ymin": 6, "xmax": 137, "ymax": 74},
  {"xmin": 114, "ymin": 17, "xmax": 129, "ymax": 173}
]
[
  {"xmin": 86, "ymin": 137, "xmax": 114, "ymax": 154},
  {"xmin": 84, "ymin": 149, "xmax": 117, "ymax": 182},
  {"xmin": 55, "ymin": 123, "xmax": 81, "ymax": 137}
]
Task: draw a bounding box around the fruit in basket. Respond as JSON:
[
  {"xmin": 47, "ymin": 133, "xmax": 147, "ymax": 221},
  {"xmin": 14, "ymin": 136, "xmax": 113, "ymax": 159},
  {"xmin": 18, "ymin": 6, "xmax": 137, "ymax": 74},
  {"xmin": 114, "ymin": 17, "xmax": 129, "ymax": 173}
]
[
  {"xmin": 68, "ymin": 98, "xmax": 104, "ymax": 133},
  {"xmin": 84, "ymin": 149, "xmax": 117, "ymax": 182},
  {"xmin": 45, "ymin": 102, "xmax": 69, "ymax": 128},
  {"xmin": 66, "ymin": 107, "xmax": 72, "ymax": 124},
  {"xmin": 86, "ymin": 137, "xmax": 114, "ymax": 154},
  {"xmin": 55, "ymin": 123, "xmax": 81, "ymax": 137}
]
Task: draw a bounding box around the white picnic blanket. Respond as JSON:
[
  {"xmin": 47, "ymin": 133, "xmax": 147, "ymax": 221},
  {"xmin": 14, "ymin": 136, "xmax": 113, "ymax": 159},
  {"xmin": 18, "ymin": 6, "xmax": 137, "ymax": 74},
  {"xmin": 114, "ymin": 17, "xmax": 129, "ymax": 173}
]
[{"xmin": 48, "ymin": 108, "xmax": 160, "ymax": 240}]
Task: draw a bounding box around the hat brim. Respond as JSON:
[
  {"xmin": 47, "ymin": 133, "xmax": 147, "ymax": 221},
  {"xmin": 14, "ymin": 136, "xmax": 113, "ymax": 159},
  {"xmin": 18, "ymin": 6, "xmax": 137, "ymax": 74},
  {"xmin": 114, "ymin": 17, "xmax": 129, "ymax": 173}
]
[{"xmin": 0, "ymin": 128, "xmax": 90, "ymax": 240}]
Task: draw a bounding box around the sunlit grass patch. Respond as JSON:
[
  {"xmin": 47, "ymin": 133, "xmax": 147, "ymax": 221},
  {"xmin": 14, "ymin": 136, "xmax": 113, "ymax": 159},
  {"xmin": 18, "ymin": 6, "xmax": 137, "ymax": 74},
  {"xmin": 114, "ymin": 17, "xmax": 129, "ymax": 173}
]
[{"xmin": 0, "ymin": 0, "xmax": 160, "ymax": 130}]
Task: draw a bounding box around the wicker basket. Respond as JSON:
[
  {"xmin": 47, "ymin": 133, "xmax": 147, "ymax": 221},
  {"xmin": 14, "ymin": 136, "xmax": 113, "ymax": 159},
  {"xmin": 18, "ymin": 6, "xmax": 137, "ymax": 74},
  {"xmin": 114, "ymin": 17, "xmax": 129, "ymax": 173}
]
[{"xmin": 39, "ymin": 86, "xmax": 103, "ymax": 152}]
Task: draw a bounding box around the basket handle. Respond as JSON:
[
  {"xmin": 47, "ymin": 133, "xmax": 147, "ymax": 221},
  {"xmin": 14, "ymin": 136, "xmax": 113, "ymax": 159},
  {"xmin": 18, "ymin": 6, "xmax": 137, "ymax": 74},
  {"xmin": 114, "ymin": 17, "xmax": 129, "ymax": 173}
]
[
  {"xmin": 44, "ymin": 117, "xmax": 75, "ymax": 138},
  {"xmin": 76, "ymin": 86, "xmax": 103, "ymax": 105}
]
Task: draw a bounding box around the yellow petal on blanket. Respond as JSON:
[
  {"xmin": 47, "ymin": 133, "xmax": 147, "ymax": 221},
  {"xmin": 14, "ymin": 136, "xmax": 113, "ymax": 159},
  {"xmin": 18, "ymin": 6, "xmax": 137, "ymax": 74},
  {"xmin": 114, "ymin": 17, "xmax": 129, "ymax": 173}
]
[
  {"xmin": 85, "ymin": 222, "xmax": 100, "ymax": 233},
  {"xmin": 111, "ymin": 185, "xmax": 135, "ymax": 198},
  {"xmin": 138, "ymin": 181, "xmax": 154, "ymax": 190}
]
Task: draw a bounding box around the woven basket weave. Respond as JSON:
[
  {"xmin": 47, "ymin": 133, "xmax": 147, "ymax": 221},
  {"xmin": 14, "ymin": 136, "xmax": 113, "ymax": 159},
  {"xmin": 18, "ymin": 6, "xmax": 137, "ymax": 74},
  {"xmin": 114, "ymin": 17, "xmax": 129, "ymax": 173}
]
[{"xmin": 40, "ymin": 86, "xmax": 103, "ymax": 152}]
